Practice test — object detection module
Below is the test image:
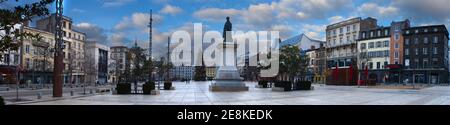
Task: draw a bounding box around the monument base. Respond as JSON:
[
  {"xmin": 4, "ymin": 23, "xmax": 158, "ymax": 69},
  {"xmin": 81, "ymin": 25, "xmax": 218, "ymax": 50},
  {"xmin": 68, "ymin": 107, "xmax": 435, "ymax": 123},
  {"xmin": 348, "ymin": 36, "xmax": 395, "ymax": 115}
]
[
  {"xmin": 210, "ymin": 66, "xmax": 249, "ymax": 92},
  {"xmin": 209, "ymin": 85, "xmax": 249, "ymax": 92}
]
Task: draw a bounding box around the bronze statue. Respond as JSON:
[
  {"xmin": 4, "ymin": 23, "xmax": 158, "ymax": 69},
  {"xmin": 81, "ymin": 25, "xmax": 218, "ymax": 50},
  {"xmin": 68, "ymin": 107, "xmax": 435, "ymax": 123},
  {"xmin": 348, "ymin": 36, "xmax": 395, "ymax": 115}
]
[{"xmin": 223, "ymin": 16, "xmax": 232, "ymax": 42}]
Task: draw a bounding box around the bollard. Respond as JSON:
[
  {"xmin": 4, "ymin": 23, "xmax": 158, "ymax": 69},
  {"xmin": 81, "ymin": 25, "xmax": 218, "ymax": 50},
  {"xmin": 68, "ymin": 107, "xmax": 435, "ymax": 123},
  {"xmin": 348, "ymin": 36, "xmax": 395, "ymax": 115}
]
[
  {"xmin": 90, "ymin": 89, "xmax": 93, "ymax": 94},
  {"xmin": 70, "ymin": 90, "xmax": 74, "ymax": 96},
  {"xmin": 37, "ymin": 92, "xmax": 42, "ymax": 99}
]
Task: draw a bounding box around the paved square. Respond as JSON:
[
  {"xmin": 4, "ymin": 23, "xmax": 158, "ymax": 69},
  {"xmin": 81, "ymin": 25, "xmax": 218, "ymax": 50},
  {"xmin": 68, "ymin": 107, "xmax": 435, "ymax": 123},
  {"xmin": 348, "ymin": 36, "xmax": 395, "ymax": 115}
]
[{"xmin": 21, "ymin": 81, "xmax": 450, "ymax": 105}]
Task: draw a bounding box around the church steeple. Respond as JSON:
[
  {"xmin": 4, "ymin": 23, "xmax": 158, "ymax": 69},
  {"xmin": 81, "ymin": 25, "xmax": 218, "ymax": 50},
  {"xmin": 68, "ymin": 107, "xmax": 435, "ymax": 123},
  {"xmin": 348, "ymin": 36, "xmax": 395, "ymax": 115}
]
[{"xmin": 134, "ymin": 37, "xmax": 138, "ymax": 47}]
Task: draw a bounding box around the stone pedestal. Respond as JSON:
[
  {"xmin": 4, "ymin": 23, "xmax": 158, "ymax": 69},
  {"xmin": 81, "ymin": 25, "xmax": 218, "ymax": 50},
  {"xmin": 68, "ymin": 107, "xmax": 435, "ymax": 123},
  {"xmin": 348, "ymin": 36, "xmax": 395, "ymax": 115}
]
[{"xmin": 210, "ymin": 42, "xmax": 248, "ymax": 92}]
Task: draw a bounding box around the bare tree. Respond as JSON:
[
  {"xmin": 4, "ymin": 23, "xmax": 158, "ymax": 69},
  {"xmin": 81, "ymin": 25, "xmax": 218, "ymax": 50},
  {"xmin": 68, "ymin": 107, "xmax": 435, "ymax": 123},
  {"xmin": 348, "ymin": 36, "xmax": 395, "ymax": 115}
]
[{"xmin": 84, "ymin": 45, "xmax": 97, "ymax": 86}]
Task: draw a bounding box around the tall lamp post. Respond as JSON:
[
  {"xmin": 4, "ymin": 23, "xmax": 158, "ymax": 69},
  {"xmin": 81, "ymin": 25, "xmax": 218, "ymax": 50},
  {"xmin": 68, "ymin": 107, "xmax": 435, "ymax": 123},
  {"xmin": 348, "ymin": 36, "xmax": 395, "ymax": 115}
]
[{"xmin": 53, "ymin": 0, "xmax": 64, "ymax": 97}]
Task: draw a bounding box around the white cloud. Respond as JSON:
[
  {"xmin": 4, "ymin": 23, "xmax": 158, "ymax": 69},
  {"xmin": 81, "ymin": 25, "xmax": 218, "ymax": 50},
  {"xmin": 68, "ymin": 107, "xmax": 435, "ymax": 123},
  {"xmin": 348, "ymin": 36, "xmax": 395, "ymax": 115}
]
[
  {"xmin": 193, "ymin": 8, "xmax": 242, "ymax": 22},
  {"xmin": 110, "ymin": 32, "xmax": 127, "ymax": 46},
  {"xmin": 328, "ymin": 16, "xmax": 345, "ymax": 24},
  {"xmin": 98, "ymin": 0, "xmax": 134, "ymax": 7},
  {"xmin": 114, "ymin": 12, "xmax": 163, "ymax": 32},
  {"xmin": 391, "ymin": 0, "xmax": 450, "ymax": 22},
  {"xmin": 271, "ymin": 25, "xmax": 294, "ymax": 39},
  {"xmin": 296, "ymin": 12, "xmax": 308, "ymax": 20},
  {"xmin": 301, "ymin": 24, "xmax": 326, "ymax": 40},
  {"xmin": 275, "ymin": 0, "xmax": 353, "ymax": 20},
  {"xmin": 160, "ymin": 5, "xmax": 183, "ymax": 15},
  {"xmin": 74, "ymin": 22, "xmax": 108, "ymax": 45},
  {"xmin": 357, "ymin": 3, "xmax": 398, "ymax": 18}
]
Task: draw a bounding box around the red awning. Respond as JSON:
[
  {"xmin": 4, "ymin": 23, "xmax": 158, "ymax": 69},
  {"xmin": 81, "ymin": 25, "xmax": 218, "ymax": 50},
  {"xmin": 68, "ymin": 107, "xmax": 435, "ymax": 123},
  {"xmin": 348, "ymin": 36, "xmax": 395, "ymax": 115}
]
[
  {"xmin": 0, "ymin": 66, "xmax": 18, "ymax": 74},
  {"xmin": 386, "ymin": 64, "xmax": 402, "ymax": 69}
]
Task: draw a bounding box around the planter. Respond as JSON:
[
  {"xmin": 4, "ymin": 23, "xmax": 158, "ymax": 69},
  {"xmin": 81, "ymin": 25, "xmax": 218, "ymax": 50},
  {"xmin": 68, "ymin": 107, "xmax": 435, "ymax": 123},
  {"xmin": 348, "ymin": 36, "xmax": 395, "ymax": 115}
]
[
  {"xmin": 0, "ymin": 96, "xmax": 4, "ymax": 105},
  {"xmin": 116, "ymin": 83, "xmax": 131, "ymax": 94},
  {"xmin": 164, "ymin": 81, "xmax": 173, "ymax": 90},
  {"xmin": 294, "ymin": 81, "xmax": 312, "ymax": 90},
  {"xmin": 273, "ymin": 81, "xmax": 292, "ymax": 91},
  {"xmin": 143, "ymin": 81, "xmax": 156, "ymax": 94},
  {"xmin": 258, "ymin": 81, "xmax": 269, "ymax": 88}
]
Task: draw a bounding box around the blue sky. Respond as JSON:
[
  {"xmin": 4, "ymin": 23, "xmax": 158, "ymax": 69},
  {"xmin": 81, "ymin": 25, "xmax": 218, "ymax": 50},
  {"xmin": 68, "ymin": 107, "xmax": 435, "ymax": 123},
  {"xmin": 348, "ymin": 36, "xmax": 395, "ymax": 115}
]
[{"xmin": 3, "ymin": 0, "xmax": 450, "ymax": 58}]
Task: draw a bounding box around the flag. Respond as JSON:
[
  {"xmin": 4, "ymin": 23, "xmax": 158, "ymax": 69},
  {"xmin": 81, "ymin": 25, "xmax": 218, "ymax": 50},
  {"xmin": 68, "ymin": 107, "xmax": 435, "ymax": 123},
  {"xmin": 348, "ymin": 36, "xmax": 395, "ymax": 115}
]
[
  {"xmin": 364, "ymin": 65, "xmax": 369, "ymax": 81},
  {"xmin": 348, "ymin": 64, "xmax": 353, "ymax": 81},
  {"xmin": 333, "ymin": 65, "xmax": 339, "ymax": 81}
]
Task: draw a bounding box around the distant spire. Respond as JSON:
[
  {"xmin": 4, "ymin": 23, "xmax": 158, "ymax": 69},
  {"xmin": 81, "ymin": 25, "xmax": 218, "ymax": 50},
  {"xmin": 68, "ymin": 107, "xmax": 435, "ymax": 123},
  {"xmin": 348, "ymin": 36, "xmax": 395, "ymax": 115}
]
[{"xmin": 134, "ymin": 37, "xmax": 138, "ymax": 47}]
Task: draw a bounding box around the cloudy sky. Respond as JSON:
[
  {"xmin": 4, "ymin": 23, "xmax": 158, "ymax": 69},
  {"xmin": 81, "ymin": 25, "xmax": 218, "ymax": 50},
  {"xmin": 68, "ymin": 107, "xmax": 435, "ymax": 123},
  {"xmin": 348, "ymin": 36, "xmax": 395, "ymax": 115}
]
[{"xmin": 4, "ymin": 0, "xmax": 450, "ymax": 58}]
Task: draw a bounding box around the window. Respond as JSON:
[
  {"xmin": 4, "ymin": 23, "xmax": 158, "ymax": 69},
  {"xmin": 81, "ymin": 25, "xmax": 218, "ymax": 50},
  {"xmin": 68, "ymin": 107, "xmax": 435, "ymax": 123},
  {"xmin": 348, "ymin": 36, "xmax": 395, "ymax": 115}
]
[
  {"xmin": 433, "ymin": 28, "xmax": 438, "ymax": 32},
  {"xmin": 415, "ymin": 29, "xmax": 419, "ymax": 33},
  {"xmin": 424, "ymin": 29, "xmax": 428, "ymax": 33},
  {"xmin": 433, "ymin": 47, "xmax": 438, "ymax": 54},
  {"xmin": 424, "ymin": 37, "xmax": 429, "ymax": 44},
  {"xmin": 347, "ymin": 36, "xmax": 350, "ymax": 42},
  {"xmin": 63, "ymin": 21, "xmax": 66, "ymax": 28},
  {"xmin": 347, "ymin": 26, "xmax": 350, "ymax": 32},
  {"xmin": 394, "ymin": 34, "xmax": 399, "ymax": 40},
  {"xmin": 26, "ymin": 58, "xmax": 30, "ymax": 69},
  {"xmin": 423, "ymin": 58, "xmax": 429, "ymax": 68},
  {"xmin": 25, "ymin": 45, "xmax": 30, "ymax": 54},
  {"xmin": 360, "ymin": 43, "xmax": 366, "ymax": 50},
  {"xmin": 433, "ymin": 58, "xmax": 438, "ymax": 65},
  {"xmin": 405, "ymin": 39, "xmax": 410, "ymax": 45},
  {"xmin": 69, "ymin": 33, "xmax": 71, "ymax": 38},
  {"xmin": 414, "ymin": 38, "xmax": 419, "ymax": 44},
  {"xmin": 333, "ymin": 29, "xmax": 336, "ymax": 35},
  {"xmin": 345, "ymin": 59, "xmax": 351, "ymax": 67},
  {"xmin": 405, "ymin": 49, "xmax": 409, "ymax": 55},
  {"xmin": 415, "ymin": 59, "xmax": 419, "ymax": 68},
  {"xmin": 376, "ymin": 41, "xmax": 382, "ymax": 48},
  {"xmin": 362, "ymin": 33, "xmax": 366, "ymax": 39},
  {"xmin": 369, "ymin": 62, "xmax": 373, "ymax": 69},
  {"xmin": 369, "ymin": 42, "xmax": 374, "ymax": 48},
  {"xmin": 384, "ymin": 41, "xmax": 389, "ymax": 47},
  {"xmin": 395, "ymin": 43, "xmax": 399, "ymax": 49},
  {"xmin": 384, "ymin": 61, "xmax": 388, "ymax": 69},
  {"xmin": 377, "ymin": 30, "xmax": 381, "ymax": 36},
  {"xmin": 340, "ymin": 28, "xmax": 343, "ymax": 34},
  {"xmin": 69, "ymin": 22, "xmax": 71, "ymax": 30},
  {"xmin": 415, "ymin": 48, "xmax": 419, "ymax": 55},
  {"xmin": 339, "ymin": 59, "xmax": 345, "ymax": 67},
  {"xmin": 353, "ymin": 35, "xmax": 357, "ymax": 41},
  {"xmin": 353, "ymin": 25, "xmax": 356, "ymax": 31},
  {"xmin": 385, "ymin": 29, "xmax": 389, "ymax": 36},
  {"xmin": 406, "ymin": 30, "xmax": 410, "ymax": 34},
  {"xmin": 395, "ymin": 51, "xmax": 399, "ymax": 58},
  {"xmin": 377, "ymin": 62, "xmax": 381, "ymax": 69},
  {"xmin": 370, "ymin": 31, "xmax": 374, "ymax": 37},
  {"xmin": 339, "ymin": 38, "xmax": 342, "ymax": 43},
  {"xmin": 63, "ymin": 31, "xmax": 66, "ymax": 37},
  {"xmin": 423, "ymin": 48, "xmax": 428, "ymax": 55},
  {"xmin": 433, "ymin": 36, "xmax": 438, "ymax": 43}
]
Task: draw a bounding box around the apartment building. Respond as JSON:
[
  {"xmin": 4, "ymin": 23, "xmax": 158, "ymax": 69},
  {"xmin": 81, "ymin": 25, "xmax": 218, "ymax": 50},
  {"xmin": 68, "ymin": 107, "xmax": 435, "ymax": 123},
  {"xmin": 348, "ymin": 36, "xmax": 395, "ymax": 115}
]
[
  {"xmin": 402, "ymin": 25, "xmax": 449, "ymax": 84},
  {"xmin": 36, "ymin": 14, "xmax": 86, "ymax": 84},
  {"xmin": 325, "ymin": 17, "xmax": 377, "ymax": 85},
  {"xmin": 358, "ymin": 27, "xmax": 391, "ymax": 84}
]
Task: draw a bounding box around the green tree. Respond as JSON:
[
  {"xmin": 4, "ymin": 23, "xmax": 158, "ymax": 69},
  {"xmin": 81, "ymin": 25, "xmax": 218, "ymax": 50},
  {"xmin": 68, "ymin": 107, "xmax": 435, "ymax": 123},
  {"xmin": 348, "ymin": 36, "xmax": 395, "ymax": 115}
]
[
  {"xmin": 279, "ymin": 46, "xmax": 309, "ymax": 82},
  {"xmin": 129, "ymin": 44, "xmax": 147, "ymax": 82},
  {"xmin": 0, "ymin": 0, "xmax": 54, "ymax": 59}
]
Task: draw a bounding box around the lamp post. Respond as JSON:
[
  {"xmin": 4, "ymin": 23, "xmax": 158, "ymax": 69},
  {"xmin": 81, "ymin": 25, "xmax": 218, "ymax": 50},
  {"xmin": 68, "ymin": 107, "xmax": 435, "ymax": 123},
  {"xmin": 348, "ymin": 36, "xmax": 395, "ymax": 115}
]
[{"xmin": 53, "ymin": 0, "xmax": 64, "ymax": 97}]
